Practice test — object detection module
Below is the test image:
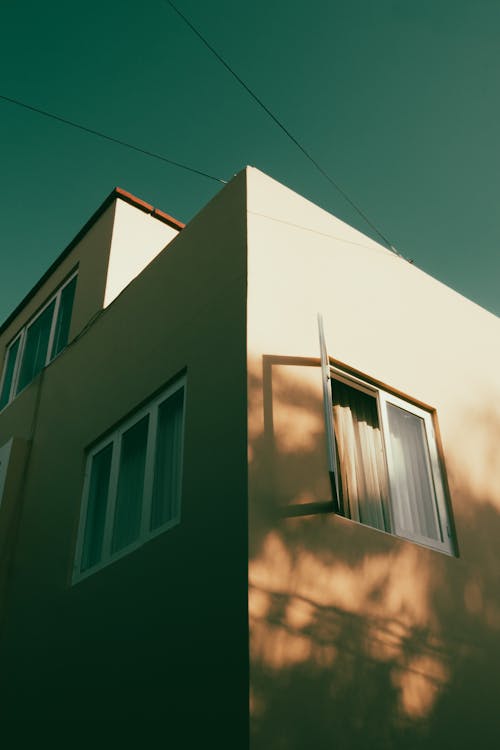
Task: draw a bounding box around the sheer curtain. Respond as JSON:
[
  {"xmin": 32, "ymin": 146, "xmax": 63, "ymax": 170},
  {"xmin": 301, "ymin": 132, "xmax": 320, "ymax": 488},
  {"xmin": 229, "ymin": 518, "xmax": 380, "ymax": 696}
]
[
  {"xmin": 386, "ymin": 404, "xmax": 442, "ymax": 542},
  {"xmin": 332, "ymin": 380, "xmax": 390, "ymax": 532}
]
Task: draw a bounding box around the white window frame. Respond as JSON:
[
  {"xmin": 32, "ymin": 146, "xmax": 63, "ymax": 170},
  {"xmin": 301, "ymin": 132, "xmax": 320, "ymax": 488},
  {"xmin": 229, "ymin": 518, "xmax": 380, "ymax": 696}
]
[
  {"xmin": 330, "ymin": 365, "xmax": 454, "ymax": 555},
  {"xmin": 0, "ymin": 270, "xmax": 78, "ymax": 411},
  {"xmin": 72, "ymin": 376, "xmax": 186, "ymax": 583}
]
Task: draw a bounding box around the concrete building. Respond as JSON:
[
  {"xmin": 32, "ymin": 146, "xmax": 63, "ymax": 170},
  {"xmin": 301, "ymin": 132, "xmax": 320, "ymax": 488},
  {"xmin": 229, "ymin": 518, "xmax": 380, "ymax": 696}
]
[{"xmin": 1, "ymin": 169, "xmax": 499, "ymax": 747}]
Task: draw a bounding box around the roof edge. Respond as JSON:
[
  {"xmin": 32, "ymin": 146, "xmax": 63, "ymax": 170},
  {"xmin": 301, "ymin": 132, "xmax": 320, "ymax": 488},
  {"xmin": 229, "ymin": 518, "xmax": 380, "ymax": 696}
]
[
  {"xmin": 0, "ymin": 188, "xmax": 185, "ymax": 337},
  {"xmin": 113, "ymin": 187, "xmax": 185, "ymax": 231}
]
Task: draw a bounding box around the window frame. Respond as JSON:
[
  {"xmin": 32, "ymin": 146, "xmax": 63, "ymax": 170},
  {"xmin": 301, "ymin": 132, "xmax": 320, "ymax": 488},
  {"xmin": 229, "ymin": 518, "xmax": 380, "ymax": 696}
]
[
  {"xmin": 0, "ymin": 439, "xmax": 13, "ymax": 509},
  {"xmin": 0, "ymin": 270, "xmax": 78, "ymax": 410},
  {"xmin": 329, "ymin": 365, "xmax": 454, "ymax": 555},
  {"xmin": 72, "ymin": 375, "xmax": 186, "ymax": 583}
]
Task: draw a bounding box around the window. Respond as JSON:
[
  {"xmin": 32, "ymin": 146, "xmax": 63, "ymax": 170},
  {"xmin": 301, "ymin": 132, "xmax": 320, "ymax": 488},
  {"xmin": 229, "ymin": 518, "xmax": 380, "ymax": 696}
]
[
  {"xmin": 329, "ymin": 369, "xmax": 453, "ymax": 554},
  {"xmin": 0, "ymin": 439, "xmax": 13, "ymax": 509},
  {"xmin": 0, "ymin": 272, "xmax": 77, "ymax": 410},
  {"xmin": 73, "ymin": 377, "xmax": 186, "ymax": 581}
]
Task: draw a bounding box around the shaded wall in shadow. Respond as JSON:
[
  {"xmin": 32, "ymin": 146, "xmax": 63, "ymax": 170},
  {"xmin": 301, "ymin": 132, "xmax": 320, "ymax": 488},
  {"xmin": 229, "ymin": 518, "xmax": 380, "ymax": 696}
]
[{"xmin": 0, "ymin": 172, "xmax": 250, "ymax": 745}]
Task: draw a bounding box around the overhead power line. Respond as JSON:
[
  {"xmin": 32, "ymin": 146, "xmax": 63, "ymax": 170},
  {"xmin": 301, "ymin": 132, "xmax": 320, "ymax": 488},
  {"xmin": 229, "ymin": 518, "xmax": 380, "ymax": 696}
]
[
  {"xmin": 165, "ymin": 0, "xmax": 397, "ymax": 252},
  {"xmin": 0, "ymin": 93, "xmax": 228, "ymax": 185}
]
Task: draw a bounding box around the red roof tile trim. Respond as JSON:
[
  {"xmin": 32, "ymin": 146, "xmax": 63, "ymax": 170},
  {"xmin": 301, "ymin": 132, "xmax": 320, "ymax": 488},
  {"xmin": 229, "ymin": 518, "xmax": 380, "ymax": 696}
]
[{"xmin": 114, "ymin": 187, "xmax": 185, "ymax": 230}]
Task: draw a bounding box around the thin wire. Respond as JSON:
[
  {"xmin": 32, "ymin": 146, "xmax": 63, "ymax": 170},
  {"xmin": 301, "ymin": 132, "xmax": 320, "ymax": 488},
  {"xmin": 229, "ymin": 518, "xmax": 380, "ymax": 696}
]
[
  {"xmin": 165, "ymin": 0, "xmax": 397, "ymax": 251},
  {"xmin": 0, "ymin": 93, "xmax": 228, "ymax": 184}
]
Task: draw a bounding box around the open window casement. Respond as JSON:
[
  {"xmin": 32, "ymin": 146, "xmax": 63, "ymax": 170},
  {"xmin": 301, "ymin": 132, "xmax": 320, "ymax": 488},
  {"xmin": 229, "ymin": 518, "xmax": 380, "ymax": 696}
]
[
  {"xmin": 317, "ymin": 314, "xmax": 340, "ymax": 511},
  {"xmin": 317, "ymin": 314, "xmax": 454, "ymax": 554}
]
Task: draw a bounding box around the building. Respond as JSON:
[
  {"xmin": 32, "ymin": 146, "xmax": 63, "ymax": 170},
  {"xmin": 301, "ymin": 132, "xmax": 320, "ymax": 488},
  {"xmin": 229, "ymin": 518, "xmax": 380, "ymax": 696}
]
[{"xmin": 1, "ymin": 168, "xmax": 500, "ymax": 747}]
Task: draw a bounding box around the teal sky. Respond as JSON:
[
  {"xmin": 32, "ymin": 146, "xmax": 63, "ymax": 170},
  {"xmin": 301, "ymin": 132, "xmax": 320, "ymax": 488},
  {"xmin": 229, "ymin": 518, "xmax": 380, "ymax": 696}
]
[{"xmin": 1, "ymin": 0, "xmax": 499, "ymax": 324}]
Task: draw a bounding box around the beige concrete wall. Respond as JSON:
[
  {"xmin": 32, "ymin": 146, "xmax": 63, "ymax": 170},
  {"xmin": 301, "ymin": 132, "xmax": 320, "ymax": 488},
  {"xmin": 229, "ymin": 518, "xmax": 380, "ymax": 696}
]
[
  {"xmin": 246, "ymin": 168, "xmax": 500, "ymax": 748},
  {"xmin": 0, "ymin": 196, "xmax": 179, "ymax": 453},
  {"xmin": 0, "ymin": 202, "xmax": 116, "ymax": 443},
  {"xmin": 103, "ymin": 199, "xmax": 179, "ymax": 308},
  {"xmin": 0, "ymin": 201, "xmax": 116, "ymax": 361},
  {"xmin": 0, "ymin": 174, "xmax": 249, "ymax": 743},
  {"xmin": 0, "ymin": 195, "xmax": 179, "ymax": 383},
  {"xmin": 68, "ymin": 200, "xmax": 117, "ymax": 338}
]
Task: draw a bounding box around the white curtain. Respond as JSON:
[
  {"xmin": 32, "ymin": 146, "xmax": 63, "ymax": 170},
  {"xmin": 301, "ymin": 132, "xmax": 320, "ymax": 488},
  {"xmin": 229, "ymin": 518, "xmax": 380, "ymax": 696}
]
[
  {"xmin": 332, "ymin": 381, "xmax": 390, "ymax": 532},
  {"xmin": 386, "ymin": 404, "xmax": 442, "ymax": 542}
]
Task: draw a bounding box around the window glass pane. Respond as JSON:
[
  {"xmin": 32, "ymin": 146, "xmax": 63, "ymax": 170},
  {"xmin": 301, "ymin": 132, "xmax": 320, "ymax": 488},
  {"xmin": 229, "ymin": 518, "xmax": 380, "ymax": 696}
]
[
  {"xmin": 332, "ymin": 380, "xmax": 390, "ymax": 532},
  {"xmin": 81, "ymin": 443, "xmax": 113, "ymax": 572},
  {"xmin": 386, "ymin": 403, "xmax": 442, "ymax": 542},
  {"xmin": 0, "ymin": 440, "xmax": 13, "ymax": 507},
  {"xmin": 51, "ymin": 276, "xmax": 77, "ymax": 359},
  {"xmin": 112, "ymin": 415, "xmax": 149, "ymax": 553},
  {"xmin": 151, "ymin": 388, "xmax": 184, "ymax": 531},
  {"xmin": 0, "ymin": 338, "xmax": 21, "ymax": 409},
  {"xmin": 16, "ymin": 300, "xmax": 56, "ymax": 394}
]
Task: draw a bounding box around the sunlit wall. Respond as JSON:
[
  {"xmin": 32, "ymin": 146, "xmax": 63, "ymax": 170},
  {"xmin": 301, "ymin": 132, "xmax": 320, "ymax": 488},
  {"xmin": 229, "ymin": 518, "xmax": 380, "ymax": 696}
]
[{"xmin": 246, "ymin": 168, "xmax": 500, "ymax": 749}]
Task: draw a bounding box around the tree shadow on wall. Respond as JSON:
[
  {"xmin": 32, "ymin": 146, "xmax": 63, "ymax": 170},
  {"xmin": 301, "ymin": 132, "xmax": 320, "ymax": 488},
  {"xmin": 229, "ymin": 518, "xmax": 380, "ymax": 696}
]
[{"xmin": 248, "ymin": 355, "xmax": 500, "ymax": 750}]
